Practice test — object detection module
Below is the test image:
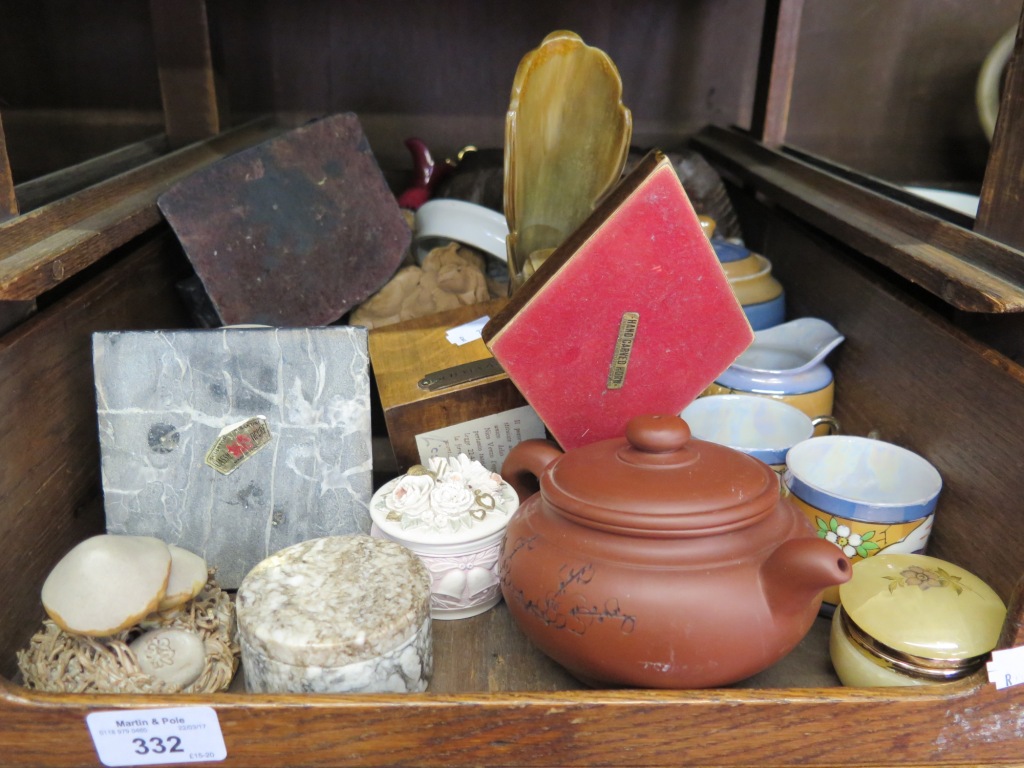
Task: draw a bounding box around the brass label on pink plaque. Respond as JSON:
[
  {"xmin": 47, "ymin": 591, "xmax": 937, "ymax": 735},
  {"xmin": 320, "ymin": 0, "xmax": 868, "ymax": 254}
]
[
  {"xmin": 204, "ymin": 416, "xmax": 272, "ymax": 475},
  {"xmin": 606, "ymin": 312, "xmax": 639, "ymax": 390}
]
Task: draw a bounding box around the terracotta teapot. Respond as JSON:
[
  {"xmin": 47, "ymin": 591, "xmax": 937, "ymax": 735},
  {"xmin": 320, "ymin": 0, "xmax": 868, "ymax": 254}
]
[{"xmin": 499, "ymin": 413, "xmax": 851, "ymax": 688}]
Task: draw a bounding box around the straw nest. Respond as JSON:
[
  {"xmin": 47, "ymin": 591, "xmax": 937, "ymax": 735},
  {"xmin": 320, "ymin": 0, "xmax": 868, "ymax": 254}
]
[{"xmin": 17, "ymin": 575, "xmax": 238, "ymax": 695}]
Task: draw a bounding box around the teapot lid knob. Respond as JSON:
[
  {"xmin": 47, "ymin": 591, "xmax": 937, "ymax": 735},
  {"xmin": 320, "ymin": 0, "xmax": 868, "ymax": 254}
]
[{"xmin": 625, "ymin": 414, "xmax": 691, "ymax": 454}]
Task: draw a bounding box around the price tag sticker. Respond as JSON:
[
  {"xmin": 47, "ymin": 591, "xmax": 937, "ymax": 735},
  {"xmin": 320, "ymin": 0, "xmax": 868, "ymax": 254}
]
[
  {"xmin": 987, "ymin": 646, "xmax": 1024, "ymax": 690},
  {"xmin": 86, "ymin": 706, "xmax": 227, "ymax": 766},
  {"xmin": 445, "ymin": 315, "xmax": 489, "ymax": 346}
]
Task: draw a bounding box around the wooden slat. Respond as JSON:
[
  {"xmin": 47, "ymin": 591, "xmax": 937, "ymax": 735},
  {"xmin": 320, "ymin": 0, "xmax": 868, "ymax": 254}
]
[
  {"xmin": 0, "ymin": 114, "xmax": 35, "ymax": 332},
  {"xmin": 149, "ymin": 0, "xmax": 223, "ymax": 146},
  {"xmin": 976, "ymin": 5, "xmax": 1024, "ymax": 249},
  {"xmin": 0, "ymin": 118, "xmax": 282, "ymax": 302},
  {"xmin": 750, "ymin": 0, "xmax": 805, "ymax": 147},
  {"xmin": 0, "ymin": 112, "xmax": 18, "ymax": 219},
  {"xmin": 782, "ymin": 145, "xmax": 977, "ymax": 229},
  {"xmin": 693, "ymin": 125, "xmax": 1024, "ymax": 313},
  {"xmin": 0, "ymin": 665, "xmax": 1019, "ymax": 767},
  {"xmin": 430, "ymin": 602, "xmax": 839, "ymax": 694},
  {"xmin": 15, "ymin": 134, "xmax": 168, "ymax": 213}
]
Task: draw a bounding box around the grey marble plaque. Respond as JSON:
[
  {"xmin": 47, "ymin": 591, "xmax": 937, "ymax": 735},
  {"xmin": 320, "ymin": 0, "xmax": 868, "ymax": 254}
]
[{"xmin": 93, "ymin": 327, "xmax": 373, "ymax": 588}]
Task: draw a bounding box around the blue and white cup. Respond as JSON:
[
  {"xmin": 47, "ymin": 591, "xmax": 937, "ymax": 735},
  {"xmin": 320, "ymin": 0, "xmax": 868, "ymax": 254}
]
[
  {"xmin": 680, "ymin": 394, "xmax": 837, "ymax": 473},
  {"xmin": 784, "ymin": 435, "xmax": 942, "ymax": 610}
]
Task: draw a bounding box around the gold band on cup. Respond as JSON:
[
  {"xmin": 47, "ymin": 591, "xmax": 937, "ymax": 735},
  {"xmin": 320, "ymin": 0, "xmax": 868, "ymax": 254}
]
[{"xmin": 839, "ymin": 606, "xmax": 986, "ymax": 682}]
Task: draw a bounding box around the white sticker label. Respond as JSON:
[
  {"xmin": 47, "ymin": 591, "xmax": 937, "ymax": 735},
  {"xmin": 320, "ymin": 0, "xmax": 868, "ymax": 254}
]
[
  {"xmin": 446, "ymin": 315, "xmax": 489, "ymax": 346},
  {"xmin": 415, "ymin": 404, "xmax": 546, "ymax": 473},
  {"xmin": 86, "ymin": 706, "xmax": 227, "ymax": 766},
  {"xmin": 986, "ymin": 646, "xmax": 1024, "ymax": 689}
]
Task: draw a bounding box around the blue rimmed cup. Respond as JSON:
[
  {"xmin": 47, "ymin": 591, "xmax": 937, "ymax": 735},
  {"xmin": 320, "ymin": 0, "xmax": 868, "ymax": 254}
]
[
  {"xmin": 681, "ymin": 394, "xmax": 837, "ymax": 473},
  {"xmin": 783, "ymin": 435, "xmax": 942, "ymax": 611}
]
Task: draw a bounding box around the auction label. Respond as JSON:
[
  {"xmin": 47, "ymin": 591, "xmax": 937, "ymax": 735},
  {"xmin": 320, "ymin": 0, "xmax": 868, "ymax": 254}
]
[
  {"xmin": 86, "ymin": 706, "xmax": 226, "ymax": 766},
  {"xmin": 204, "ymin": 416, "xmax": 272, "ymax": 475},
  {"xmin": 988, "ymin": 645, "xmax": 1024, "ymax": 690}
]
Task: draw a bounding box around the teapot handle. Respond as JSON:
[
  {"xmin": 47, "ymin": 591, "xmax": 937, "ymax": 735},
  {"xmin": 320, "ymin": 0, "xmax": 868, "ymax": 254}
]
[{"xmin": 501, "ymin": 439, "xmax": 563, "ymax": 502}]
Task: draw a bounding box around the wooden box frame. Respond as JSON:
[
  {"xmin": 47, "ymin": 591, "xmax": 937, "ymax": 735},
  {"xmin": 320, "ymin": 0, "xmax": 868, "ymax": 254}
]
[{"xmin": 368, "ymin": 298, "xmax": 529, "ymax": 474}]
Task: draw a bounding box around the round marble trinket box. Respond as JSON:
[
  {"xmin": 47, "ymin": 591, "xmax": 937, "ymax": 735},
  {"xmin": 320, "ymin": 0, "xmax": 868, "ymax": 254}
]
[
  {"xmin": 236, "ymin": 535, "xmax": 432, "ymax": 694},
  {"xmin": 371, "ymin": 454, "xmax": 519, "ymax": 620}
]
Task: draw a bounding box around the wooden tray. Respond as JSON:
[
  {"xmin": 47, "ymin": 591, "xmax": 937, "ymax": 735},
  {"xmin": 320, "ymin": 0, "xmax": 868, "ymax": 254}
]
[
  {"xmin": 3, "ymin": 0, "xmax": 1024, "ymax": 741},
  {"xmin": 3, "ymin": 147, "xmax": 1024, "ymax": 764}
]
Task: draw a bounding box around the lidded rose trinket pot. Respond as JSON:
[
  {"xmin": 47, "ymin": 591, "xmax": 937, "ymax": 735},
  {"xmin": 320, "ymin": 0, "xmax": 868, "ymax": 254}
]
[{"xmin": 371, "ymin": 454, "xmax": 519, "ymax": 619}]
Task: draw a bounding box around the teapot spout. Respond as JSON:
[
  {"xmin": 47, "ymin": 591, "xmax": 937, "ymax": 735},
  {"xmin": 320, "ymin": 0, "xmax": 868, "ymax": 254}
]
[{"xmin": 761, "ymin": 537, "xmax": 851, "ymax": 615}]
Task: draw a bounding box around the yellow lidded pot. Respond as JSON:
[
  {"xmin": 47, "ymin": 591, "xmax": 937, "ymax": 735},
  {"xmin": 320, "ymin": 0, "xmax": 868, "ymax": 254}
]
[{"xmin": 830, "ymin": 554, "xmax": 1006, "ymax": 686}]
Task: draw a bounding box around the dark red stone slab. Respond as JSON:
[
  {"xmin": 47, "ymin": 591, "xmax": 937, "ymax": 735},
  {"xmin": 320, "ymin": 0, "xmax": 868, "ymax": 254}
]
[{"xmin": 158, "ymin": 114, "xmax": 410, "ymax": 326}]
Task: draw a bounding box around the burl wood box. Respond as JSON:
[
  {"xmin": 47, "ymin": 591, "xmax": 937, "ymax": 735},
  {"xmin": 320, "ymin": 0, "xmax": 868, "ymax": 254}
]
[{"xmin": 367, "ymin": 298, "xmax": 543, "ymax": 474}]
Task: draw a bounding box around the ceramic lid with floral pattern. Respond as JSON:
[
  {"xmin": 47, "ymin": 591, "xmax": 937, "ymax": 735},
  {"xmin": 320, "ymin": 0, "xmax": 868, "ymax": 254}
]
[
  {"xmin": 839, "ymin": 553, "xmax": 1006, "ymax": 663},
  {"xmin": 371, "ymin": 455, "xmax": 519, "ymax": 547}
]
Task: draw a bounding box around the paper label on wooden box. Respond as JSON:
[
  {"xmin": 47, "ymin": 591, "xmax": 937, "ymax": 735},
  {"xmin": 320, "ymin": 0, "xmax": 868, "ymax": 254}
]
[
  {"xmin": 415, "ymin": 405, "xmax": 545, "ymax": 473},
  {"xmin": 445, "ymin": 315, "xmax": 489, "ymax": 346},
  {"xmin": 86, "ymin": 706, "xmax": 226, "ymax": 766}
]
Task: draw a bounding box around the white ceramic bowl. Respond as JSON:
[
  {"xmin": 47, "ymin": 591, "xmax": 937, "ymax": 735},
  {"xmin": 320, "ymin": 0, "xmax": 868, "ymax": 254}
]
[{"xmin": 414, "ymin": 199, "xmax": 508, "ymax": 262}]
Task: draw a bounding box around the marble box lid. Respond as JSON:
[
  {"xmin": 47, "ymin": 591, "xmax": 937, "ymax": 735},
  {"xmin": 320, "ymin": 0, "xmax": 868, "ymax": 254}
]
[{"xmin": 236, "ymin": 535, "xmax": 431, "ymax": 669}]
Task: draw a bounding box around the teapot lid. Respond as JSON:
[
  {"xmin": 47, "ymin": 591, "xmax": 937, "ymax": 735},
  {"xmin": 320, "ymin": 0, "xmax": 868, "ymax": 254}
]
[{"xmin": 541, "ymin": 414, "xmax": 780, "ymax": 536}]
